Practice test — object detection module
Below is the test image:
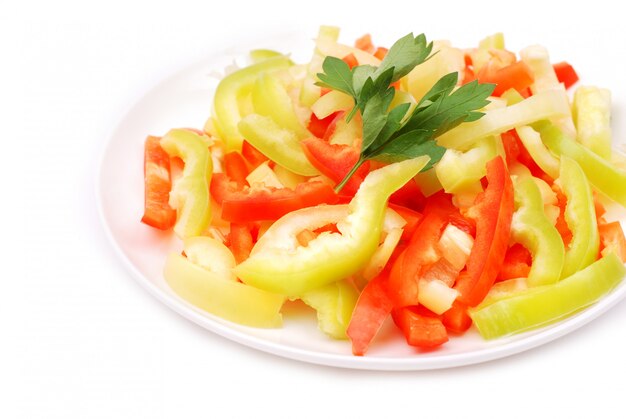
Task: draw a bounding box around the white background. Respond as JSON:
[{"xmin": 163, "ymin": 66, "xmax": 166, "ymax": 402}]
[{"xmin": 4, "ymin": 0, "xmax": 626, "ymax": 417}]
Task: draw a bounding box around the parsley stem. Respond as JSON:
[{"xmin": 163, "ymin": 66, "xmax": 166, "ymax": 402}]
[
  {"xmin": 345, "ymin": 105, "xmax": 359, "ymax": 123},
  {"xmin": 334, "ymin": 157, "xmax": 366, "ymax": 193}
]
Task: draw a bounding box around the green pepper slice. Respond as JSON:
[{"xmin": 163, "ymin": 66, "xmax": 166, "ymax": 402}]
[
  {"xmin": 213, "ymin": 55, "xmax": 293, "ymax": 151},
  {"xmin": 559, "ymin": 157, "xmax": 600, "ymax": 278},
  {"xmin": 234, "ymin": 156, "xmax": 430, "ymax": 296},
  {"xmin": 539, "ymin": 122, "xmax": 626, "ymax": 207},
  {"xmin": 160, "ymin": 129, "xmax": 212, "ymax": 238},
  {"xmin": 511, "ymin": 176, "xmax": 564, "ymax": 287},
  {"xmin": 470, "ymin": 253, "xmax": 625, "ymax": 339}
]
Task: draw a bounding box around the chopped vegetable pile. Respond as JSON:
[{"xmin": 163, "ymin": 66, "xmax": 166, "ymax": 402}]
[{"xmin": 140, "ymin": 27, "xmax": 626, "ymax": 356}]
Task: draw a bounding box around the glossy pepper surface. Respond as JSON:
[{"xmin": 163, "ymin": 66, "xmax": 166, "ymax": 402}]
[
  {"xmin": 160, "ymin": 129, "xmax": 212, "ymax": 238},
  {"xmin": 234, "ymin": 156, "xmax": 430, "ymax": 296}
]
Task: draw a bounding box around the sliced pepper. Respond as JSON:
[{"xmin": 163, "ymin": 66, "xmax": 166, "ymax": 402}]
[
  {"xmin": 538, "ymin": 122, "xmax": 626, "ymax": 207},
  {"xmin": 477, "ymin": 60, "xmax": 534, "ymax": 97},
  {"xmin": 301, "ymin": 279, "xmax": 359, "ymax": 339},
  {"xmin": 391, "ymin": 306, "xmax": 448, "ymax": 348},
  {"xmin": 559, "ymin": 157, "xmax": 600, "ymax": 278},
  {"xmin": 141, "ymin": 135, "xmax": 176, "ymax": 230},
  {"xmin": 307, "ymin": 111, "xmax": 340, "ymax": 138},
  {"xmin": 210, "ymin": 173, "xmax": 338, "ymax": 223},
  {"xmin": 510, "ymin": 176, "xmax": 564, "ymax": 286},
  {"xmin": 514, "ymin": 125, "xmax": 560, "ymax": 179},
  {"xmin": 234, "ymin": 156, "xmax": 430, "ymax": 296},
  {"xmin": 497, "ymin": 244, "xmax": 532, "ymax": 281},
  {"xmin": 599, "ymin": 222, "xmax": 626, "ymax": 262},
  {"xmin": 388, "ymin": 193, "xmax": 455, "ymax": 308},
  {"xmin": 469, "ymin": 253, "xmax": 626, "ymax": 339},
  {"xmin": 213, "ymin": 55, "xmax": 293, "ymax": 151},
  {"xmin": 301, "ymin": 137, "xmax": 370, "ymax": 196},
  {"xmin": 160, "ymin": 129, "xmax": 212, "ymax": 238},
  {"xmin": 347, "ymin": 271, "xmax": 394, "ymax": 356},
  {"xmin": 241, "ymin": 140, "xmax": 269, "ymax": 169},
  {"xmin": 442, "ymin": 299, "xmax": 473, "ymax": 334},
  {"xmin": 223, "ymin": 151, "xmax": 249, "ymax": 188},
  {"xmin": 251, "ymin": 72, "xmax": 310, "ymax": 139},
  {"xmin": 238, "ymin": 114, "xmax": 320, "ymax": 176},
  {"xmin": 455, "ymin": 156, "xmax": 514, "ymax": 306},
  {"xmin": 572, "ymin": 86, "xmax": 612, "ymax": 159},
  {"xmin": 227, "ymin": 223, "xmax": 254, "ymax": 264},
  {"xmin": 300, "ymin": 25, "xmax": 340, "ymax": 107},
  {"xmin": 553, "ymin": 62, "xmax": 579, "ymax": 90},
  {"xmin": 435, "ymin": 136, "xmax": 499, "ymax": 194},
  {"xmin": 436, "ymin": 89, "xmax": 571, "ymax": 151},
  {"xmin": 164, "ymin": 237, "xmax": 285, "ymax": 328}
]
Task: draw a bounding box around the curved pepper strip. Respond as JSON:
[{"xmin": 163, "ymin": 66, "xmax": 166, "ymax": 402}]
[
  {"xmin": 213, "ymin": 55, "xmax": 293, "ymax": 151},
  {"xmin": 391, "ymin": 306, "xmax": 448, "ymax": 348},
  {"xmin": 469, "ymin": 253, "xmax": 625, "ymax": 339},
  {"xmin": 573, "ymin": 86, "xmax": 612, "ymax": 159},
  {"xmin": 238, "ymin": 114, "xmax": 320, "ymax": 176},
  {"xmin": 436, "ymin": 89, "xmax": 571, "ymax": 151},
  {"xmin": 301, "ymin": 279, "xmax": 359, "ymax": 339},
  {"xmin": 454, "ymin": 156, "xmax": 514, "ymax": 306},
  {"xmin": 141, "ymin": 135, "xmax": 177, "ymax": 230},
  {"xmin": 160, "ymin": 129, "xmax": 212, "ymax": 238},
  {"xmin": 346, "ymin": 271, "xmax": 393, "ymax": 356},
  {"xmin": 388, "ymin": 193, "xmax": 456, "ymax": 308},
  {"xmin": 164, "ymin": 237, "xmax": 285, "ymax": 328},
  {"xmin": 538, "ymin": 122, "xmax": 626, "ymax": 207},
  {"xmin": 515, "ymin": 126, "xmax": 560, "ymax": 180},
  {"xmin": 510, "ymin": 176, "xmax": 564, "ymax": 287},
  {"xmin": 251, "ymin": 73, "xmax": 311, "ymax": 139},
  {"xmin": 234, "ymin": 156, "xmax": 430, "ymax": 296},
  {"xmin": 301, "ymin": 137, "xmax": 370, "ymax": 196},
  {"xmin": 559, "ymin": 157, "xmax": 600, "ymax": 278},
  {"xmin": 210, "ymin": 173, "xmax": 338, "ymax": 223}
]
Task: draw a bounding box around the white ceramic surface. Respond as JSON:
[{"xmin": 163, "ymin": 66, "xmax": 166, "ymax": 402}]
[{"xmin": 96, "ymin": 33, "xmax": 626, "ymax": 371}]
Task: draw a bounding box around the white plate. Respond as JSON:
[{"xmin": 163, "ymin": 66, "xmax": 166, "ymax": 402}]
[{"xmin": 96, "ymin": 32, "xmax": 626, "ymax": 371}]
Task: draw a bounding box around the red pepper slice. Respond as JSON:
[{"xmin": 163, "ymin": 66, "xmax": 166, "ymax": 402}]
[
  {"xmin": 500, "ymin": 129, "xmax": 521, "ymax": 166},
  {"xmin": 553, "ymin": 185, "xmax": 573, "ymax": 247},
  {"xmin": 553, "ymin": 61, "xmax": 579, "ymax": 89},
  {"xmin": 599, "ymin": 221, "xmax": 626, "ymax": 263},
  {"xmin": 307, "ymin": 112, "xmax": 340, "ymax": 139},
  {"xmin": 224, "ymin": 151, "xmax": 249, "ymax": 188},
  {"xmin": 241, "ymin": 140, "xmax": 268, "ymax": 170},
  {"xmin": 374, "ymin": 47, "xmax": 388, "ymax": 60},
  {"xmin": 228, "ymin": 223, "xmax": 255, "ymax": 264},
  {"xmin": 210, "ymin": 173, "xmax": 338, "ymax": 223},
  {"xmin": 321, "ymin": 111, "xmax": 349, "ymax": 142},
  {"xmin": 342, "ymin": 53, "xmax": 359, "ymax": 69},
  {"xmin": 477, "ymin": 60, "xmax": 534, "ymax": 97},
  {"xmin": 454, "ymin": 156, "xmax": 514, "ymax": 306},
  {"xmin": 462, "ymin": 65, "xmax": 476, "ymax": 85},
  {"xmin": 346, "ymin": 271, "xmax": 394, "ymax": 356},
  {"xmin": 388, "ymin": 193, "xmax": 455, "ymax": 307},
  {"xmin": 442, "ymin": 299, "xmax": 473, "ymax": 334},
  {"xmin": 388, "ymin": 204, "xmax": 422, "ymax": 241},
  {"xmin": 388, "ymin": 179, "xmax": 426, "ymax": 211},
  {"xmin": 354, "ymin": 34, "xmax": 375, "ymax": 54},
  {"xmin": 391, "ymin": 306, "xmax": 449, "ymax": 348},
  {"xmin": 503, "ymin": 129, "xmax": 552, "ymax": 182},
  {"xmin": 301, "ymin": 137, "xmax": 370, "ymax": 196},
  {"xmin": 497, "ymin": 243, "xmax": 532, "ymax": 281},
  {"xmin": 141, "ymin": 135, "xmax": 177, "ymax": 230}
]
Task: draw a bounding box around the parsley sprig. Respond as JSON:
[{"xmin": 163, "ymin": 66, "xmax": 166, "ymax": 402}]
[{"xmin": 315, "ymin": 33, "xmax": 495, "ymax": 192}]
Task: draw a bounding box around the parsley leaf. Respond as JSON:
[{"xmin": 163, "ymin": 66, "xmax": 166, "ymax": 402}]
[
  {"xmin": 316, "ymin": 56, "xmax": 355, "ymax": 97},
  {"xmin": 315, "ymin": 33, "xmax": 495, "ymax": 192},
  {"xmin": 316, "ymin": 33, "xmax": 432, "ymax": 123},
  {"xmin": 374, "ymin": 33, "xmax": 433, "ymax": 82}
]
